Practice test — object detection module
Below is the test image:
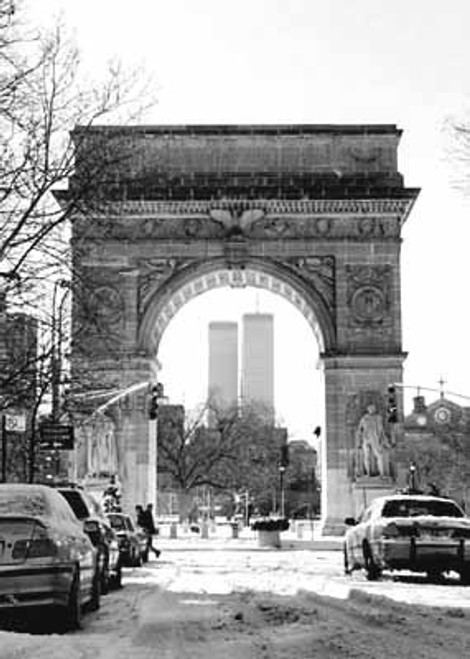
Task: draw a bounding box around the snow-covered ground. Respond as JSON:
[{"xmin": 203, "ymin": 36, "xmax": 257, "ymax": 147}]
[{"xmin": 2, "ymin": 531, "xmax": 470, "ymax": 658}]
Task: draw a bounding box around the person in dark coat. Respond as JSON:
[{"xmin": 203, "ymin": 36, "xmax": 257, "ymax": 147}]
[{"xmin": 141, "ymin": 503, "xmax": 161, "ymax": 558}]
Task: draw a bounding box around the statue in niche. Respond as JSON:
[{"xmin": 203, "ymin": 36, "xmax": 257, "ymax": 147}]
[{"xmin": 354, "ymin": 404, "xmax": 392, "ymax": 478}]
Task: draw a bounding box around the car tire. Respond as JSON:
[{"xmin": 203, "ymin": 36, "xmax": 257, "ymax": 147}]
[
  {"xmin": 63, "ymin": 566, "xmax": 82, "ymax": 631},
  {"xmin": 87, "ymin": 567, "xmax": 101, "ymax": 612},
  {"xmin": 111, "ymin": 560, "xmax": 123, "ymax": 589},
  {"xmin": 343, "ymin": 544, "xmax": 352, "ymax": 575},
  {"xmin": 100, "ymin": 554, "xmax": 110, "ymax": 595},
  {"xmin": 363, "ymin": 543, "xmax": 381, "ymax": 581}
]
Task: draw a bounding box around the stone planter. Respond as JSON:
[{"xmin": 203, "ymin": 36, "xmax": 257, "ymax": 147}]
[{"xmin": 257, "ymin": 529, "xmax": 281, "ymax": 548}]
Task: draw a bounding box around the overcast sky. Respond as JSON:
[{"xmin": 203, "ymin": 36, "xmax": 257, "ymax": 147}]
[{"xmin": 28, "ymin": 0, "xmax": 470, "ymax": 439}]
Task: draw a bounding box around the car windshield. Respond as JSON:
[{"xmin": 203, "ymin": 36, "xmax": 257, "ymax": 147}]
[
  {"xmin": 58, "ymin": 490, "xmax": 90, "ymax": 519},
  {"xmin": 382, "ymin": 498, "xmax": 464, "ymax": 518},
  {"xmin": 0, "ymin": 488, "xmax": 48, "ymax": 517}
]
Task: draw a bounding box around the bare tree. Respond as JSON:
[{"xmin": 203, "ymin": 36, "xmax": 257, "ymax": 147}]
[
  {"xmin": 157, "ymin": 400, "xmax": 285, "ymax": 518},
  {"xmin": 0, "ymin": 3, "xmax": 155, "ymax": 306}
]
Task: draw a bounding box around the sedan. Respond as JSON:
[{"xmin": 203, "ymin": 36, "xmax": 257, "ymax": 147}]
[
  {"xmin": 0, "ymin": 483, "xmax": 100, "ymax": 630},
  {"xmin": 56, "ymin": 485, "xmax": 122, "ymax": 592},
  {"xmin": 344, "ymin": 494, "xmax": 470, "ymax": 583},
  {"xmin": 106, "ymin": 512, "xmax": 147, "ymax": 567}
]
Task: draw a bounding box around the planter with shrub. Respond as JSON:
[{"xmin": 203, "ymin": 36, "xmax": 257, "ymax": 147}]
[{"xmin": 251, "ymin": 517, "xmax": 289, "ymax": 548}]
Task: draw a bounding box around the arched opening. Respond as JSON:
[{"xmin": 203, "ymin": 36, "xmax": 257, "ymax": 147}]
[{"xmin": 142, "ymin": 266, "xmax": 328, "ymax": 523}]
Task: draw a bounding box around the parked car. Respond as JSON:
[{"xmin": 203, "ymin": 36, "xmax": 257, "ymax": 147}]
[
  {"xmin": 106, "ymin": 512, "xmax": 147, "ymax": 566},
  {"xmin": 344, "ymin": 493, "xmax": 470, "ymax": 583},
  {"xmin": 56, "ymin": 484, "xmax": 122, "ymax": 593},
  {"xmin": 0, "ymin": 483, "xmax": 100, "ymax": 630}
]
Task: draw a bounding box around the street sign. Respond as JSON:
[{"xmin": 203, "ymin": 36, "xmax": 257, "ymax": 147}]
[
  {"xmin": 39, "ymin": 424, "xmax": 74, "ymax": 450},
  {"xmin": 4, "ymin": 414, "xmax": 26, "ymax": 432}
]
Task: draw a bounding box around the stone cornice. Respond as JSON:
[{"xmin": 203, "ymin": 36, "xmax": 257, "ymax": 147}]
[{"xmin": 75, "ymin": 195, "xmax": 418, "ymax": 219}]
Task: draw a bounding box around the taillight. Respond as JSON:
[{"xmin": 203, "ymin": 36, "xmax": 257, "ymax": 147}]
[
  {"xmin": 452, "ymin": 528, "xmax": 470, "ymax": 539},
  {"xmin": 382, "ymin": 523, "xmax": 420, "ymax": 538},
  {"xmin": 382, "ymin": 523, "xmax": 400, "ymax": 538},
  {"xmin": 13, "ymin": 525, "xmax": 58, "ymax": 559}
]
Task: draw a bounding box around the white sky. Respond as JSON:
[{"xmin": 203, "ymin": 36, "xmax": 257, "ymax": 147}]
[{"xmin": 27, "ymin": 0, "xmax": 470, "ymax": 439}]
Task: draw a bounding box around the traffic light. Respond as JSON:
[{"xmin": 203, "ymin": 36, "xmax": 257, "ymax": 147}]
[
  {"xmin": 387, "ymin": 384, "xmax": 398, "ymax": 424},
  {"xmin": 148, "ymin": 383, "xmax": 164, "ymax": 420}
]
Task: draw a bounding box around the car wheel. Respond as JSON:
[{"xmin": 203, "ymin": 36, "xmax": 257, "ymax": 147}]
[
  {"xmin": 113, "ymin": 562, "xmax": 123, "ymax": 589},
  {"xmin": 63, "ymin": 566, "xmax": 82, "ymax": 631},
  {"xmin": 100, "ymin": 553, "xmax": 110, "ymax": 595},
  {"xmin": 87, "ymin": 567, "xmax": 101, "ymax": 612},
  {"xmin": 363, "ymin": 543, "xmax": 381, "ymax": 581},
  {"xmin": 343, "ymin": 544, "xmax": 352, "ymax": 575}
]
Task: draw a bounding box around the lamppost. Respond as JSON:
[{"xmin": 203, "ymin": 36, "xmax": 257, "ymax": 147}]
[
  {"xmin": 48, "ymin": 279, "xmax": 70, "ymax": 480},
  {"xmin": 51, "ymin": 280, "xmax": 70, "ymax": 422},
  {"xmin": 278, "ymin": 464, "xmax": 286, "ymax": 517}
]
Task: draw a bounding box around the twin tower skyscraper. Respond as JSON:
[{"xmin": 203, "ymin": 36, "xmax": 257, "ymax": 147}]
[{"xmin": 208, "ymin": 313, "xmax": 274, "ymax": 416}]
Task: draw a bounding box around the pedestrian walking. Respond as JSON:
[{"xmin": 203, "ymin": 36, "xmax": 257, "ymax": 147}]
[{"xmin": 142, "ymin": 503, "xmax": 161, "ymax": 558}]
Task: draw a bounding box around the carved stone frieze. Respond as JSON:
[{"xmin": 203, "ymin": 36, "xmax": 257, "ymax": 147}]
[
  {"xmin": 285, "ymin": 256, "xmax": 335, "ymax": 314},
  {"xmin": 346, "ymin": 265, "xmax": 392, "ymax": 328},
  {"xmin": 72, "ymin": 199, "xmax": 413, "ymax": 242}
]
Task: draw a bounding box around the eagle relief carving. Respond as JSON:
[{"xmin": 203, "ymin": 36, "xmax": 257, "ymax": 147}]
[{"xmin": 209, "ymin": 206, "xmax": 265, "ymax": 237}]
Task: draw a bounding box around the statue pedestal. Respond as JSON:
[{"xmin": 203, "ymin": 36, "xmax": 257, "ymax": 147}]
[{"xmin": 353, "ymin": 476, "xmax": 396, "ymax": 512}]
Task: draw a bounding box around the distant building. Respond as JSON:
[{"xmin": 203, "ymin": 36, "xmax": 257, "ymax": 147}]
[
  {"xmin": 241, "ymin": 313, "xmax": 274, "ymax": 419},
  {"xmin": 208, "ymin": 321, "xmax": 238, "ymax": 411}
]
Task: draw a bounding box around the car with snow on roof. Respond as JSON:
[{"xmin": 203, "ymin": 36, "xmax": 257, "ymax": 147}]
[
  {"xmin": 0, "ymin": 483, "xmax": 100, "ymax": 630},
  {"xmin": 106, "ymin": 512, "xmax": 147, "ymax": 566},
  {"xmin": 55, "ymin": 484, "xmax": 122, "ymax": 593},
  {"xmin": 344, "ymin": 493, "xmax": 470, "ymax": 583}
]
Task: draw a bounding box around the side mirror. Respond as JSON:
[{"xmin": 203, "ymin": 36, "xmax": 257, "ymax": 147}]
[{"xmin": 344, "ymin": 517, "xmax": 357, "ymax": 526}]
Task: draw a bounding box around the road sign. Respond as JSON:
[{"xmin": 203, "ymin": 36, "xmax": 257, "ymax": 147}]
[
  {"xmin": 39, "ymin": 424, "xmax": 74, "ymax": 450},
  {"xmin": 4, "ymin": 414, "xmax": 26, "ymax": 432}
]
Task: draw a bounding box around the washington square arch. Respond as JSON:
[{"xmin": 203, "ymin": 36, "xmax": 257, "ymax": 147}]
[{"xmin": 61, "ymin": 124, "xmax": 419, "ymax": 535}]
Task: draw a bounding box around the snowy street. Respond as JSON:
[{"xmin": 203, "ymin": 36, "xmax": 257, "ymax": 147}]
[{"xmin": 2, "ymin": 534, "xmax": 470, "ymax": 658}]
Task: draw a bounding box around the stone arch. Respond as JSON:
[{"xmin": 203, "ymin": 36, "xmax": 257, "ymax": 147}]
[
  {"xmin": 64, "ymin": 124, "xmax": 419, "ymax": 535},
  {"xmin": 138, "ymin": 257, "xmax": 335, "ymax": 358}
]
